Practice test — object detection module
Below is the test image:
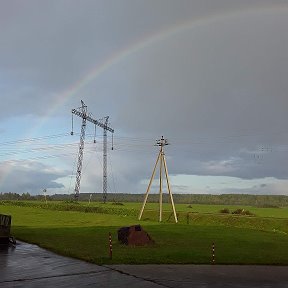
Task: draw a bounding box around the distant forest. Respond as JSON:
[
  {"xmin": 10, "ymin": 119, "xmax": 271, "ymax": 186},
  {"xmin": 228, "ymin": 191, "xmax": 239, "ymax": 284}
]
[{"xmin": 0, "ymin": 192, "xmax": 287, "ymax": 207}]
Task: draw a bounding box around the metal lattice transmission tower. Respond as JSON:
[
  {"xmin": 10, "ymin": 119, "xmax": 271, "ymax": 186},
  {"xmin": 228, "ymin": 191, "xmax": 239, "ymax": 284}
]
[
  {"xmin": 103, "ymin": 116, "xmax": 109, "ymax": 203},
  {"xmin": 71, "ymin": 100, "xmax": 114, "ymax": 202}
]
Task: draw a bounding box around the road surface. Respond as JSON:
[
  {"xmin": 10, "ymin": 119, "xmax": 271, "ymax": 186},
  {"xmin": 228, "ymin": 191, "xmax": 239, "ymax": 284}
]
[{"xmin": 0, "ymin": 241, "xmax": 287, "ymax": 287}]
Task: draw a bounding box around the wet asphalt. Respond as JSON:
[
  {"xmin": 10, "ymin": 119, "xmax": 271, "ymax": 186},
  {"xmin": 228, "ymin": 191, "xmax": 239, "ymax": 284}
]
[{"xmin": 0, "ymin": 241, "xmax": 288, "ymax": 287}]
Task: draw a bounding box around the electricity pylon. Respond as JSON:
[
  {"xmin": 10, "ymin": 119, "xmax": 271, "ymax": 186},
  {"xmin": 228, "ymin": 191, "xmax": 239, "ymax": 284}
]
[
  {"xmin": 138, "ymin": 136, "xmax": 178, "ymax": 223},
  {"xmin": 71, "ymin": 100, "xmax": 114, "ymax": 202}
]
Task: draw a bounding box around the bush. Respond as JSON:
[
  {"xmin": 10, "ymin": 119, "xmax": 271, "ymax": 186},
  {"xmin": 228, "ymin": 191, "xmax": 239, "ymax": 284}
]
[
  {"xmin": 220, "ymin": 208, "xmax": 230, "ymax": 214},
  {"xmin": 232, "ymin": 209, "xmax": 254, "ymax": 216}
]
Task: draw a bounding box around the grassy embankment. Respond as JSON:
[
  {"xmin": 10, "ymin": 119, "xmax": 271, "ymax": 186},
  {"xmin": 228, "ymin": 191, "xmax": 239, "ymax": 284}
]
[{"xmin": 0, "ymin": 200, "xmax": 288, "ymax": 265}]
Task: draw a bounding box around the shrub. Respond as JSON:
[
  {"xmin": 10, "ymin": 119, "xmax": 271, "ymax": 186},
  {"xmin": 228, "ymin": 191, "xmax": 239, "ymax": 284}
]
[
  {"xmin": 220, "ymin": 208, "xmax": 230, "ymax": 214},
  {"xmin": 232, "ymin": 209, "xmax": 254, "ymax": 216}
]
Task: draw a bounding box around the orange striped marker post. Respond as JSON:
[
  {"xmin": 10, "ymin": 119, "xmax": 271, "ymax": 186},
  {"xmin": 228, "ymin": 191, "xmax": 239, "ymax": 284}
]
[
  {"xmin": 212, "ymin": 242, "xmax": 215, "ymax": 264},
  {"xmin": 109, "ymin": 232, "xmax": 113, "ymax": 259}
]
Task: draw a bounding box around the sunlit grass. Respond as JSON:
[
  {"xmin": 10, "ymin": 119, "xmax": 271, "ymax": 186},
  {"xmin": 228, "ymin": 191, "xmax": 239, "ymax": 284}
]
[{"xmin": 1, "ymin": 202, "xmax": 288, "ymax": 265}]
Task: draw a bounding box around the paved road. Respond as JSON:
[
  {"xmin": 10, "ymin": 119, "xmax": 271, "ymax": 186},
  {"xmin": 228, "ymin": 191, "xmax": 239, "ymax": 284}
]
[
  {"xmin": 109, "ymin": 264, "xmax": 288, "ymax": 288},
  {"xmin": 0, "ymin": 241, "xmax": 288, "ymax": 287}
]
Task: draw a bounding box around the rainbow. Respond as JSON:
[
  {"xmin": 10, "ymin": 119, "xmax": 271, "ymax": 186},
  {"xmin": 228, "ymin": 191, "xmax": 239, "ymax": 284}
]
[
  {"xmin": 44, "ymin": 3, "xmax": 288, "ymax": 120},
  {"xmin": 1, "ymin": 3, "xmax": 288, "ymax": 192}
]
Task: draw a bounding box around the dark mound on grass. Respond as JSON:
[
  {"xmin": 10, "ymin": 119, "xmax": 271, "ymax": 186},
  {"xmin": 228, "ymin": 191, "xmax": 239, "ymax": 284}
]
[{"xmin": 118, "ymin": 225, "xmax": 154, "ymax": 246}]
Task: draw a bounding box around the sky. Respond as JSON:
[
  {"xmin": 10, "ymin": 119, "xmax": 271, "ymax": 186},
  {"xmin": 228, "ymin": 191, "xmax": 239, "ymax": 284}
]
[{"xmin": 1, "ymin": 0, "xmax": 288, "ymax": 197}]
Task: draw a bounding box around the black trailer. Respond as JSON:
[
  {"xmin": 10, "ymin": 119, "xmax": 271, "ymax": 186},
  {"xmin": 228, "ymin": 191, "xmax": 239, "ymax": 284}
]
[{"xmin": 0, "ymin": 214, "xmax": 12, "ymax": 245}]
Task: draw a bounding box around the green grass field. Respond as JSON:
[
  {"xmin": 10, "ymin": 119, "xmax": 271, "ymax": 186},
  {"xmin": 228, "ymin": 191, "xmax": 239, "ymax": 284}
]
[{"xmin": 1, "ymin": 200, "xmax": 288, "ymax": 265}]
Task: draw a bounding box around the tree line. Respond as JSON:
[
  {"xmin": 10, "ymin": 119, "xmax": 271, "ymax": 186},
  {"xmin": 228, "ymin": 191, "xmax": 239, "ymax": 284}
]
[{"xmin": 0, "ymin": 192, "xmax": 287, "ymax": 207}]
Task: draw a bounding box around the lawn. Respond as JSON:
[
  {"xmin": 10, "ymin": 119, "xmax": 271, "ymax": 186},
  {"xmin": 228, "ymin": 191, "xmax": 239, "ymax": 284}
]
[{"xmin": 1, "ymin": 201, "xmax": 288, "ymax": 265}]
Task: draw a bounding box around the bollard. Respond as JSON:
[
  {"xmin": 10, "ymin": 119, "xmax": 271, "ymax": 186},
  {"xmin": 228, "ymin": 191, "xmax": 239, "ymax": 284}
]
[
  {"xmin": 212, "ymin": 242, "xmax": 215, "ymax": 264},
  {"xmin": 109, "ymin": 232, "xmax": 113, "ymax": 259}
]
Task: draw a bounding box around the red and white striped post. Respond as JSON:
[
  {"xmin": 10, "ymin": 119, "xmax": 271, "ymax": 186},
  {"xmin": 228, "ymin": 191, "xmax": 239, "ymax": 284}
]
[
  {"xmin": 109, "ymin": 232, "xmax": 113, "ymax": 259},
  {"xmin": 212, "ymin": 242, "xmax": 215, "ymax": 264}
]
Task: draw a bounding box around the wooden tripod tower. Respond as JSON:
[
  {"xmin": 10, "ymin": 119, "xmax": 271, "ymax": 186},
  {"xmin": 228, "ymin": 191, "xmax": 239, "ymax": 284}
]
[{"xmin": 138, "ymin": 136, "xmax": 178, "ymax": 223}]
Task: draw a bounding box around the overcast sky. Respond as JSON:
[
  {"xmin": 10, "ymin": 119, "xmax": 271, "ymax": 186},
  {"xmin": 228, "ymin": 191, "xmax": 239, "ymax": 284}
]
[{"xmin": 1, "ymin": 0, "xmax": 288, "ymax": 197}]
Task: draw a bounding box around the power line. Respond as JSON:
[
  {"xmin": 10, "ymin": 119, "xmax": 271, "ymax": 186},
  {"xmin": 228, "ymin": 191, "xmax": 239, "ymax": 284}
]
[
  {"xmin": 1, "ymin": 129, "xmax": 288, "ymax": 149},
  {"xmin": 0, "ymin": 133, "xmax": 71, "ymax": 147}
]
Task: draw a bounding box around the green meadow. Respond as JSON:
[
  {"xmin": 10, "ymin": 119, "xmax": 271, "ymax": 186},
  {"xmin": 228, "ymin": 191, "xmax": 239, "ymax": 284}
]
[{"xmin": 1, "ymin": 200, "xmax": 288, "ymax": 265}]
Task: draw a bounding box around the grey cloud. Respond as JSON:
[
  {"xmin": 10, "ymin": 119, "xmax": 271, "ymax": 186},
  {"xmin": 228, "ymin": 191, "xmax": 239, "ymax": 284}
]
[
  {"xmin": 219, "ymin": 182, "xmax": 288, "ymax": 195},
  {"xmin": 167, "ymin": 146, "xmax": 288, "ymax": 180},
  {"xmin": 117, "ymin": 14, "xmax": 288, "ymax": 139},
  {"xmin": 0, "ymin": 160, "xmax": 67, "ymax": 194},
  {"xmin": 1, "ymin": 0, "xmax": 288, "ymax": 194},
  {"xmin": 1, "ymin": 0, "xmax": 285, "ymax": 117}
]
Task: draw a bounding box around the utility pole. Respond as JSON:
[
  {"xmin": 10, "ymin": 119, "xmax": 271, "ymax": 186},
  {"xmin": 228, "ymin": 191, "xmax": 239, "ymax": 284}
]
[
  {"xmin": 71, "ymin": 100, "xmax": 114, "ymax": 202},
  {"xmin": 138, "ymin": 136, "xmax": 178, "ymax": 223}
]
